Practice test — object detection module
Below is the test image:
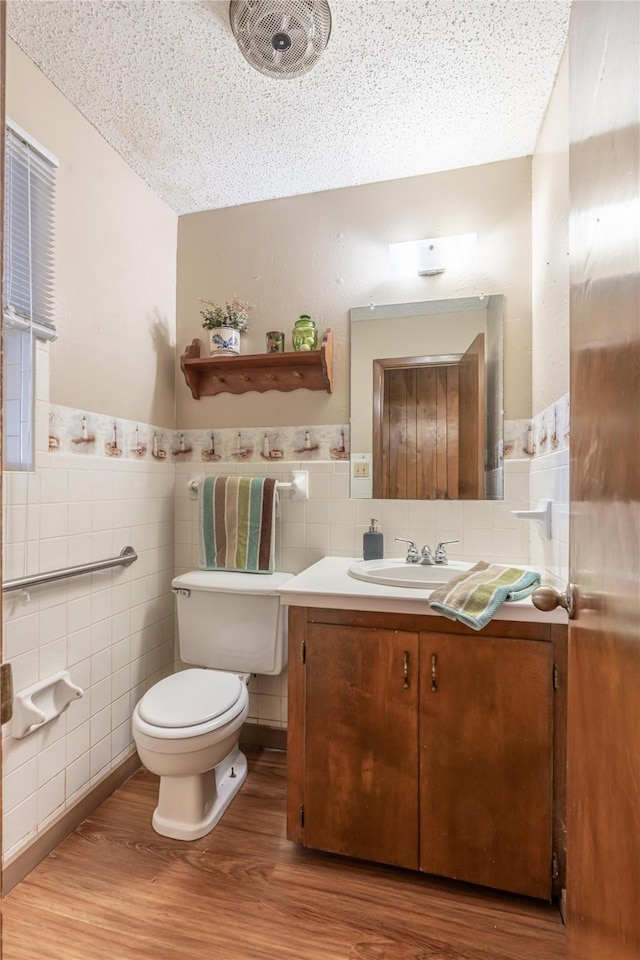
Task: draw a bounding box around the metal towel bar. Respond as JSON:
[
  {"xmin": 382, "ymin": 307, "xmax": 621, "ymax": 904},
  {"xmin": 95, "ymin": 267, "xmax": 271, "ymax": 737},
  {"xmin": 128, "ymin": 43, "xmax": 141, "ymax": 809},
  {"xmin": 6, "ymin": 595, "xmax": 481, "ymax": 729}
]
[
  {"xmin": 188, "ymin": 470, "xmax": 309, "ymax": 500},
  {"xmin": 2, "ymin": 546, "xmax": 138, "ymax": 593}
]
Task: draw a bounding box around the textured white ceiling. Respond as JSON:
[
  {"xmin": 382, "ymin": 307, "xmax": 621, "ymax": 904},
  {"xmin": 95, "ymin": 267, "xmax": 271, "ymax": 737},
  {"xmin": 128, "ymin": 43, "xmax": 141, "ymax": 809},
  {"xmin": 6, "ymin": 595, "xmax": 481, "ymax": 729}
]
[{"xmin": 7, "ymin": 0, "xmax": 571, "ymax": 216}]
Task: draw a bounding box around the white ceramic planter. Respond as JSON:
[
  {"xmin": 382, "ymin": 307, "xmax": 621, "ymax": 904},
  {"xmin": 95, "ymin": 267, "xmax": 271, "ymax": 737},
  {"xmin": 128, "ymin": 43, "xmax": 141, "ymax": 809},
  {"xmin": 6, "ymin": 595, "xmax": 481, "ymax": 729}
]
[{"xmin": 209, "ymin": 326, "xmax": 240, "ymax": 355}]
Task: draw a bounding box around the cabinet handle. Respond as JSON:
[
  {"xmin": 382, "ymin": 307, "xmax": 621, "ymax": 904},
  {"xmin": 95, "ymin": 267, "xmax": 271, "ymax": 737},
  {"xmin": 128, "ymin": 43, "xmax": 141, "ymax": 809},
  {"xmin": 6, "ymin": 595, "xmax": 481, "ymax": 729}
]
[
  {"xmin": 431, "ymin": 653, "xmax": 438, "ymax": 693},
  {"xmin": 403, "ymin": 651, "xmax": 409, "ymax": 689}
]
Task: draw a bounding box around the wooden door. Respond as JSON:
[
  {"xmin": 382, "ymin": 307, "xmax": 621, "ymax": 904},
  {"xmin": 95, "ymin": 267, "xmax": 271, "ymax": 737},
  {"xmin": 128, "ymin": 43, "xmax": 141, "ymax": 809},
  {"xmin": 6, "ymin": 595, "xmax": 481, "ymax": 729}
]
[
  {"xmin": 567, "ymin": 3, "xmax": 640, "ymax": 957},
  {"xmin": 374, "ymin": 358, "xmax": 460, "ymax": 499},
  {"xmin": 458, "ymin": 333, "xmax": 485, "ymax": 499},
  {"xmin": 303, "ymin": 623, "xmax": 420, "ymax": 869},
  {"xmin": 419, "ymin": 632, "xmax": 553, "ymax": 899}
]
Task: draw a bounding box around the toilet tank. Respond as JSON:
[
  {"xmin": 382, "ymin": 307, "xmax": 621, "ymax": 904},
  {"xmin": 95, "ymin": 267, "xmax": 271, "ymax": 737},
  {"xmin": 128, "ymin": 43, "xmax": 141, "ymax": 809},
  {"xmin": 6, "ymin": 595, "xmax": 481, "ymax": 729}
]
[{"xmin": 172, "ymin": 570, "xmax": 294, "ymax": 675}]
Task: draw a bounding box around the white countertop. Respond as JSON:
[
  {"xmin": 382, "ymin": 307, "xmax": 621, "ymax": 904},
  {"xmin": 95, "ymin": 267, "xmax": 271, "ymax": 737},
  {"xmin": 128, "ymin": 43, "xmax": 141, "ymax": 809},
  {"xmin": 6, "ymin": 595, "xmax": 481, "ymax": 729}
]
[{"xmin": 278, "ymin": 556, "xmax": 567, "ymax": 624}]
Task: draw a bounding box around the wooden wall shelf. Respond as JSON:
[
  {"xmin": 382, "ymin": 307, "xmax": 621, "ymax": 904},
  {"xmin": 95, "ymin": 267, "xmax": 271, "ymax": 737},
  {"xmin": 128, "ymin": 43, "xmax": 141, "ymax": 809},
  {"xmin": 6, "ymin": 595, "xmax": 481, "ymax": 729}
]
[{"xmin": 180, "ymin": 329, "xmax": 333, "ymax": 399}]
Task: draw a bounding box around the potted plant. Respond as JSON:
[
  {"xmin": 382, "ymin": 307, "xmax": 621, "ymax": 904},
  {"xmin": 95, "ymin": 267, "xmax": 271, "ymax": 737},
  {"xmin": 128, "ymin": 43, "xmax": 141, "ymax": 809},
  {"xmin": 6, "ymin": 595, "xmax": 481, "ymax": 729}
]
[{"xmin": 200, "ymin": 297, "xmax": 254, "ymax": 355}]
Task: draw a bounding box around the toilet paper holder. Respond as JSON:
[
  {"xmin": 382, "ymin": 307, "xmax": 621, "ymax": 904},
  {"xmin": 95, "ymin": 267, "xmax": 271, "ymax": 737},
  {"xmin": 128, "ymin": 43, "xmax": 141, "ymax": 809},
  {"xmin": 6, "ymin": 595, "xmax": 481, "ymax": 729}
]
[{"xmin": 12, "ymin": 670, "xmax": 83, "ymax": 739}]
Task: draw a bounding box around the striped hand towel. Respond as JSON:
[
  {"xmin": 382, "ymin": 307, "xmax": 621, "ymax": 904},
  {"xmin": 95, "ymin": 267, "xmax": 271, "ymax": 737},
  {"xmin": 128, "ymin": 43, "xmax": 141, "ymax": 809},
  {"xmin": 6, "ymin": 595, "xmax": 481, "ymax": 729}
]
[
  {"xmin": 428, "ymin": 561, "xmax": 541, "ymax": 631},
  {"xmin": 198, "ymin": 475, "xmax": 278, "ymax": 573}
]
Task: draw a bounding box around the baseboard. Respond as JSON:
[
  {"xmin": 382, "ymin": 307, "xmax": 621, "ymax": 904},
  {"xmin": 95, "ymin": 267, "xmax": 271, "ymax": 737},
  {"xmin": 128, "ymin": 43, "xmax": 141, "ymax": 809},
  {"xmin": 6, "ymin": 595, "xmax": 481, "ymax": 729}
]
[
  {"xmin": 240, "ymin": 722, "xmax": 287, "ymax": 751},
  {"xmin": 2, "ymin": 752, "xmax": 141, "ymax": 895}
]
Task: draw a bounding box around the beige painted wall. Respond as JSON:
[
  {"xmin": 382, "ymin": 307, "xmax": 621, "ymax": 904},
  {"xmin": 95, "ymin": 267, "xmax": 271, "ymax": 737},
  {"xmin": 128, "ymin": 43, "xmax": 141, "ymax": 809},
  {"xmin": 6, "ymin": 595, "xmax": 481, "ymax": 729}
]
[
  {"xmin": 532, "ymin": 45, "xmax": 570, "ymax": 413},
  {"xmin": 6, "ymin": 40, "xmax": 178, "ymax": 427},
  {"xmin": 7, "ymin": 31, "xmax": 564, "ymax": 432},
  {"xmin": 177, "ymin": 157, "xmax": 532, "ymax": 430}
]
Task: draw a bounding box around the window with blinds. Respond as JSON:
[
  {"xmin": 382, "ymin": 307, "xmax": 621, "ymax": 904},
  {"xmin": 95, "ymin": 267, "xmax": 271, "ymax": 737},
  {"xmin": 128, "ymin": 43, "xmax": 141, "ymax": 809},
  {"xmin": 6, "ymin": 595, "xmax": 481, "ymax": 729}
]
[{"xmin": 3, "ymin": 120, "xmax": 58, "ymax": 470}]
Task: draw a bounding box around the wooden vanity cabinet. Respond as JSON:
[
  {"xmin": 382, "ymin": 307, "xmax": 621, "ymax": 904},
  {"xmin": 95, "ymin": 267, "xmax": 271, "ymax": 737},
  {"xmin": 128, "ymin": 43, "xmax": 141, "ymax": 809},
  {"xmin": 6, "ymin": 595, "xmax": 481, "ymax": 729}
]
[
  {"xmin": 287, "ymin": 607, "xmax": 565, "ymax": 901},
  {"xmin": 301, "ymin": 621, "xmax": 420, "ymax": 870},
  {"xmin": 419, "ymin": 631, "xmax": 553, "ymax": 899}
]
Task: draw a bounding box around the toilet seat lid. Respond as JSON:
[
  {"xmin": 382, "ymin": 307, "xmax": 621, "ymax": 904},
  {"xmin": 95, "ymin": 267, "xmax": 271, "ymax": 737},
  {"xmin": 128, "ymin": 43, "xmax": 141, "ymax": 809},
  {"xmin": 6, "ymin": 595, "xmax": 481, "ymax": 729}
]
[{"xmin": 138, "ymin": 669, "xmax": 244, "ymax": 728}]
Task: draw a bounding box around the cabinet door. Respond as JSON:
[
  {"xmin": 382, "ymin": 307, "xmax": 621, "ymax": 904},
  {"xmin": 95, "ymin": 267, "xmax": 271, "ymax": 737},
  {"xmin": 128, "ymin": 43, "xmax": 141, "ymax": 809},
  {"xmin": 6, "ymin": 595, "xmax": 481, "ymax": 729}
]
[
  {"xmin": 419, "ymin": 633, "xmax": 553, "ymax": 899},
  {"xmin": 304, "ymin": 623, "xmax": 419, "ymax": 869}
]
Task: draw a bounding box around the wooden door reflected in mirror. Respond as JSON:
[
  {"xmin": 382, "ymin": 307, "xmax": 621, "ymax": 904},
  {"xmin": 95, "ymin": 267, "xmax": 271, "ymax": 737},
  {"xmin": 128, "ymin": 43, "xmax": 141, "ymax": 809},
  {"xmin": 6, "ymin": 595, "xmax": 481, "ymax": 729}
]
[
  {"xmin": 350, "ymin": 296, "xmax": 503, "ymax": 502},
  {"xmin": 373, "ymin": 335, "xmax": 485, "ymax": 499}
]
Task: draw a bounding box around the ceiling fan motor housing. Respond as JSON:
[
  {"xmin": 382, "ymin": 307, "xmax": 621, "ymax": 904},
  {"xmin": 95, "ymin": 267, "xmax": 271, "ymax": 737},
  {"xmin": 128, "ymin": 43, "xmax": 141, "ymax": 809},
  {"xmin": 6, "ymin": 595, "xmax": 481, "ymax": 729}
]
[{"xmin": 229, "ymin": 0, "xmax": 332, "ymax": 79}]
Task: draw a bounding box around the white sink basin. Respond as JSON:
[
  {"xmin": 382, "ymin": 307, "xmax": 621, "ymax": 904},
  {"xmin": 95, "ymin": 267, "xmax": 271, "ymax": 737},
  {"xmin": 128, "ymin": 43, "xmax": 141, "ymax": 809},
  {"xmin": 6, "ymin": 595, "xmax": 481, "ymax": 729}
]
[{"xmin": 348, "ymin": 558, "xmax": 474, "ymax": 590}]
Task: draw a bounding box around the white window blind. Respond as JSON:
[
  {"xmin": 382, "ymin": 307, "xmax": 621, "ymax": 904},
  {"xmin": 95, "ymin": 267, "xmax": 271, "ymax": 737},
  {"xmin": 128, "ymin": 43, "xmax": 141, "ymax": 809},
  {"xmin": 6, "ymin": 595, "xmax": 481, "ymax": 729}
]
[
  {"xmin": 4, "ymin": 120, "xmax": 57, "ymax": 339},
  {"xmin": 3, "ymin": 120, "xmax": 58, "ymax": 471}
]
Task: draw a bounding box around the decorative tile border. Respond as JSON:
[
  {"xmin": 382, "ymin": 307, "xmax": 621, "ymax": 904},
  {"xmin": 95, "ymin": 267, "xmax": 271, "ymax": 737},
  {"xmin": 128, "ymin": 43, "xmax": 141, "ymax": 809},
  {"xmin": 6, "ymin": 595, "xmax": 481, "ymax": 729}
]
[
  {"xmin": 503, "ymin": 393, "xmax": 570, "ymax": 460},
  {"xmin": 175, "ymin": 424, "xmax": 349, "ymax": 464},
  {"xmin": 49, "ymin": 398, "xmax": 568, "ymax": 468},
  {"xmin": 47, "ymin": 405, "xmax": 350, "ymax": 465},
  {"xmin": 48, "ymin": 406, "xmax": 173, "ymax": 461}
]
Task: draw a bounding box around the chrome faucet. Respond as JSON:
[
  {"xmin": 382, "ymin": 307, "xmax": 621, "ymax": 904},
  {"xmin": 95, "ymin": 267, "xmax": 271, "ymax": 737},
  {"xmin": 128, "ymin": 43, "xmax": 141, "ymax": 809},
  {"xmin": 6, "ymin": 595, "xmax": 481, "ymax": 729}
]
[
  {"xmin": 396, "ymin": 537, "xmax": 460, "ymax": 564},
  {"xmin": 433, "ymin": 540, "xmax": 460, "ymax": 565},
  {"xmin": 395, "ymin": 538, "xmax": 419, "ymax": 563},
  {"xmin": 419, "ymin": 545, "xmax": 435, "ymax": 565}
]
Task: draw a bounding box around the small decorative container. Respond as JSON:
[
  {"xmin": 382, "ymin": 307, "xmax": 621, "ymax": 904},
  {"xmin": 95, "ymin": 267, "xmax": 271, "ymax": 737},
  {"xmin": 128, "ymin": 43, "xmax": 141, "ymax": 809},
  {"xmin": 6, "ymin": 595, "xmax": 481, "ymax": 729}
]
[
  {"xmin": 266, "ymin": 331, "xmax": 285, "ymax": 353},
  {"xmin": 292, "ymin": 315, "xmax": 318, "ymax": 352},
  {"xmin": 210, "ymin": 325, "xmax": 240, "ymax": 355}
]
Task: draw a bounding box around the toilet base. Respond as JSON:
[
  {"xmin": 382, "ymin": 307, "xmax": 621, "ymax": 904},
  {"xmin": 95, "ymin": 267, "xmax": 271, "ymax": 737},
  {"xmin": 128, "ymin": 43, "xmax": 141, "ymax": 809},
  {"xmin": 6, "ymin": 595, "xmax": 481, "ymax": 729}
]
[{"xmin": 151, "ymin": 744, "xmax": 248, "ymax": 841}]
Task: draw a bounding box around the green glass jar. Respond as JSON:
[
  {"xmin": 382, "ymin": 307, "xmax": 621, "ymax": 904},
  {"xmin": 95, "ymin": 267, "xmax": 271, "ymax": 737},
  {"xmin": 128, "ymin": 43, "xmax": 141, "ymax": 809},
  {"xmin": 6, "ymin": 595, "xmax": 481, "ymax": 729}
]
[{"xmin": 292, "ymin": 315, "xmax": 318, "ymax": 351}]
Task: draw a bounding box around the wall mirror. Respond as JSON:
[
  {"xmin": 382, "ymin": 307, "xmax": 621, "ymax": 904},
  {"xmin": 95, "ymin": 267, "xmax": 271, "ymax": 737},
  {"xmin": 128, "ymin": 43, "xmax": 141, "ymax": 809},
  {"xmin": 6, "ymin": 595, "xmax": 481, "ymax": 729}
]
[{"xmin": 350, "ymin": 295, "xmax": 503, "ymax": 501}]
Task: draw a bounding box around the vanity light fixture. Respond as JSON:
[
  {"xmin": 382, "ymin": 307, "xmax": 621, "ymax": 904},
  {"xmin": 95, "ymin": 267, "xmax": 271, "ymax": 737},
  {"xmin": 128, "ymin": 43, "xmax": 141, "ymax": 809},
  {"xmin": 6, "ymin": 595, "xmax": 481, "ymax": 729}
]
[
  {"xmin": 417, "ymin": 240, "xmax": 446, "ymax": 276},
  {"xmin": 389, "ymin": 233, "xmax": 477, "ymax": 278}
]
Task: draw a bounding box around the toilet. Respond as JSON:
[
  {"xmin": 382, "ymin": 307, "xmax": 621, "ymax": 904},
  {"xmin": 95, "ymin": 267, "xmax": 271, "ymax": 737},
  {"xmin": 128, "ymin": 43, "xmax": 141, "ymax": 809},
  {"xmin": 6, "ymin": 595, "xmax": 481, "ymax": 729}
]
[{"xmin": 132, "ymin": 569, "xmax": 293, "ymax": 840}]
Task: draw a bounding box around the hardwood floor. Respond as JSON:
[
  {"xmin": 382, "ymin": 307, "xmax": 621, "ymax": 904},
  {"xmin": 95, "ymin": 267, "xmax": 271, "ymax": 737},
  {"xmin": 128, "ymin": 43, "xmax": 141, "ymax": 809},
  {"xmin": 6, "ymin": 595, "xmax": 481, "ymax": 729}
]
[{"xmin": 2, "ymin": 748, "xmax": 566, "ymax": 960}]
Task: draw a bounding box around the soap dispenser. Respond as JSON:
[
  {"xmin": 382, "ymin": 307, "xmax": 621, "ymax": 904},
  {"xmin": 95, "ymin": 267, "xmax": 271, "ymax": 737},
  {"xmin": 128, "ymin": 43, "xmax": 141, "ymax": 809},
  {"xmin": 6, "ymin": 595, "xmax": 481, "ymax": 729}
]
[{"xmin": 363, "ymin": 519, "xmax": 384, "ymax": 561}]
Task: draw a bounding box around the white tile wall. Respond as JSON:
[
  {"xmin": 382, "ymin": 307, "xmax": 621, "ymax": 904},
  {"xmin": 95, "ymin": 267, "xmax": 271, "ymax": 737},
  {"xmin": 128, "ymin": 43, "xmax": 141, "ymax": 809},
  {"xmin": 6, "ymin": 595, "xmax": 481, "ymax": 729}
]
[
  {"xmin": 176, "ymin": 460, "xmax": 531, "ymax": 573},
  {"xmin": 2, "ymin": 349, "xmax": 175, "ymax": 863},
  {"xmin": 528, "ymin": 447, "xmax": 570, "ymax": 587}
]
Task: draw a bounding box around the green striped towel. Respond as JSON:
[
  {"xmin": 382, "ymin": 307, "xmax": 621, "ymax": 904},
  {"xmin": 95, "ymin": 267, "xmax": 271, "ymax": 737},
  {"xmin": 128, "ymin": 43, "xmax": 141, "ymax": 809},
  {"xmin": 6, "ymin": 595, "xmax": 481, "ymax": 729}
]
[
  {"xmin": 198, "ymin": 475, "xmax": 278, "ymax": 573},
  {"xmin": 428, "ymin": 561, "xmax": 541, "ymax": 630}
]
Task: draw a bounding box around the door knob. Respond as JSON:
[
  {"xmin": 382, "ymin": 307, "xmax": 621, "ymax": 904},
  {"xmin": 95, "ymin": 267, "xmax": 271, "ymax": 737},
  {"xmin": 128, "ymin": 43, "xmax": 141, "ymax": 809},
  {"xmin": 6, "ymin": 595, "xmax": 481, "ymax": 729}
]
[{"xmin": 531, "ymin": 584, "xmax": 576, "ymax": 620}]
